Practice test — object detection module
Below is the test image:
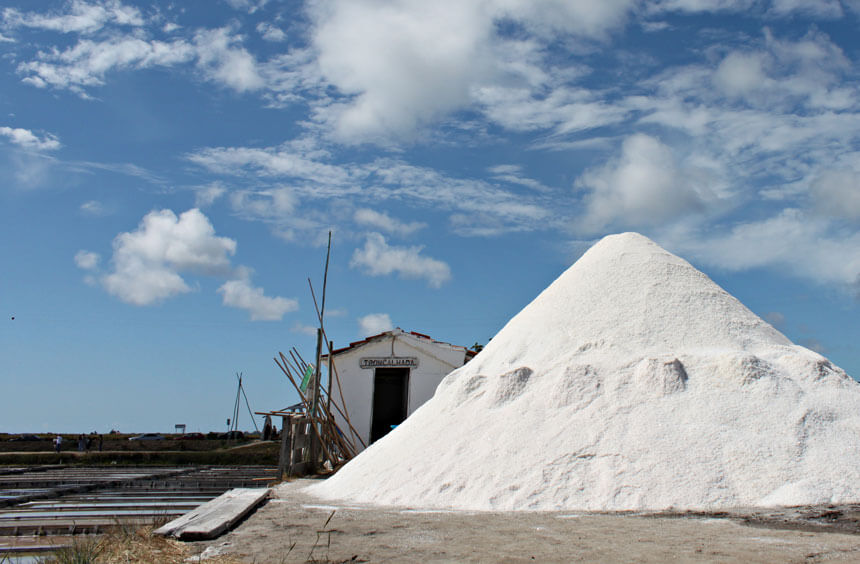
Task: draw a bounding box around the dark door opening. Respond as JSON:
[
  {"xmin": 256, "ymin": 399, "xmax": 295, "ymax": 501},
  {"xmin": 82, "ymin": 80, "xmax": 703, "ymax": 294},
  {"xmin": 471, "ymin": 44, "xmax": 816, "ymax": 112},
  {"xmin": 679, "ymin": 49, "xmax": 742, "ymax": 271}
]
[{"xmin": 370, "ymin": 367, "xmax": 409, "ymax": 442}]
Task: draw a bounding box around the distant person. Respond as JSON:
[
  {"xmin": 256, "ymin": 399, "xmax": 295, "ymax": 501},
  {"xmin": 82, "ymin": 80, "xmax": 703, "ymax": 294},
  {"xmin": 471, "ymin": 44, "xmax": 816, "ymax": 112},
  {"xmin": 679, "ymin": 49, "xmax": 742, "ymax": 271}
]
[
  {"xmin": 54, "ymin": 435, "xmax": 62, "ymax": 453},
  {"xmin": 77, "ymin": 434, "xmax": 85, "ymax": 452},
  {"xmin": 98, "ymin": 434, "xmax": 103, "ymax": 451}
]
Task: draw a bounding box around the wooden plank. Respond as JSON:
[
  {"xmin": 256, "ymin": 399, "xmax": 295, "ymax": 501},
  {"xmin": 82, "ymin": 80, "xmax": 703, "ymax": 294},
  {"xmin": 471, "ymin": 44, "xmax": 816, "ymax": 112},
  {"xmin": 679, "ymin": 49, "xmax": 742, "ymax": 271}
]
[{"xmin": 154, "ymin": 488, "xmax": 269, "ymax": 540}]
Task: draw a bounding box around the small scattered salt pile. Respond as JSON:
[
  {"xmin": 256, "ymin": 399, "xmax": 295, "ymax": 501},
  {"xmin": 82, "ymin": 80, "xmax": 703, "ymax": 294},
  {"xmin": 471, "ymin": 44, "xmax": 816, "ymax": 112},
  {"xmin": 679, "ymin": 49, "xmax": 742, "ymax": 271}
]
[{"xmin": 307, "ymin": 233, "xmax": 860, "ymax": 511}]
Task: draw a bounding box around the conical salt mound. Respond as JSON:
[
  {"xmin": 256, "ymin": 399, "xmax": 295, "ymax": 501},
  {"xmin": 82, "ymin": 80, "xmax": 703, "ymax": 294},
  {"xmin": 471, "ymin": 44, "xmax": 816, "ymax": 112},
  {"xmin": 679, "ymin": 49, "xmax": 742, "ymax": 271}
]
[{"xmin": 308, "ymin": 233, "xmax": 860, "ymax": 511}]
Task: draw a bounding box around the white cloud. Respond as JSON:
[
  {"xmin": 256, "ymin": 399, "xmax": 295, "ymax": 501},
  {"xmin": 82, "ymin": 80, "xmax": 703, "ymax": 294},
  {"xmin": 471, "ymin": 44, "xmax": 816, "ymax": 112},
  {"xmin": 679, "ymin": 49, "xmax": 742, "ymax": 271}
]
[
  {"xmin": 291, "ymin": 322, "xmax": 319, "ymax": 336},
  {"xmin": 101, "ymin": 208, "xmax": 236, "ymax": 305},
  {"xmin": 193, "ymin": 27, "xmax": 264, "ymax": 92},
  {"xmin": 475, "ymin": 83, "xmax": 631, "ymax": 135},
  {"xmin": 665, "ymin": 208, "xmax": 860, "ymax": 292},
  {"xmin": 256, "ymin": 22, "xmax": 286, "ymax": 42},
  {"xmin": 193, "ymin": 182, "xmax": 227, "ymax": 207},
  {"xmin": 350, "ymin": 232, "xmax": 451, "ymax": 288},
  {"xmin": 705, "ymin": 31, "xmax": 855, "ymax": 112},
  {"xmin": 768, "ymin": 0, "xmax": 844, "ymax": 17},
  {"xmin": 186, "ymin": 144, "xmax": 352, "ymax": 187},
  {"xmin": 0, "ymin": 126, "xmax": 60, "ymax": 151},
  {"xmin": 810, "ymin": 167, "xmax": 860, "ymax": 220},
  {"xmin": 15, "ymin": 27, "xmax": 263, "ymax": 95},
  {"xmin": 354, "ymin": 208, "xmax": 425, "ymax": 236},
  {"xmin": 187, "ymin": 144, "xmax": 555, "ymax": 236},
  {"xmin": 218, "ymin": 271, "xmax": 297, "ymax": 321},
  {"xmin": 17, "ymin": 36, "xmax": 195, "ymax": 92},
  {"xmin": 575, "ymin": 134, "xmax": 726, "ymax": 233},
  {"xmin": 488, "ymin": 164, "xmax": 552, "ymax": 192},
  {"xmin": 308, "ymin": 0, "xmax": 634, "ymax": 143},
  {"xmin": 0, "ymin": 32, "xmax": 15, "ymax": 42},
  {"xmin": 646, "ymin": 0, "xmax": 756, "ymax": 13},
  {"xmin": 713, "ymin": 52, "xmax": 771, "ymax": 98},
  {"xmin": 311, "ymin": 0, "xmax": 493, "ymax": 142},
  {"xmin": 91, "ymin": 208, "xmax": 299, "ymax": 317},
  {"xmin": 230, "ymin": 187, "xmax": 296, "ymax": 218},
  {"xmin": 364, "ymin": 159, "xmax": 553, "ymax": 235},
  {"xmin": 358, "ymin": 313, "xmax": 393, "ymax": 336},
  {"xmin": 2, "ymin": 0, "xmax": 144, "ymax": 34},
  {"xmin": 80, "ymin": 200, "xmax": 108, "ymax": 216},
  {"xmin": 74, "ymin": 250, "xmax": 100, "ymax": 270},
  {"xmin": 223, "ymin": 0, "xmax": 268, "ymax": 13}
]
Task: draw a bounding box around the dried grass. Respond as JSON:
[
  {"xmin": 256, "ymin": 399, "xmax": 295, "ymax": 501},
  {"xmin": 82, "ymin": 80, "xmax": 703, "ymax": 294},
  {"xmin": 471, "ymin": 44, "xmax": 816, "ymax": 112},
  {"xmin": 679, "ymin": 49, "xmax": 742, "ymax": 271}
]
[{"xmin": 34, "ymin": 525, "xmax": 245, "ymax": 564}]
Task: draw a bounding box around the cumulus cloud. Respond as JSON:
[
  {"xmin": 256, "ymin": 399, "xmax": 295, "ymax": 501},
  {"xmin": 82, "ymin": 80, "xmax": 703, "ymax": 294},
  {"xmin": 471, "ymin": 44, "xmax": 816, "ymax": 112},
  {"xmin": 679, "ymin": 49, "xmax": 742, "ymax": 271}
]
[
  {"xmin": 308, "ymin": 0, "xmax": 635, "ymax": 142},
  {"xmin": 2, "ymin": 0, "xmax": 144, "ymax": 34},
  {"xmin": 85, "ymin": 208, "xmax": 297, "ymax": 318},
  {"xmin": 0, "ymin": 126, "xmax": 60, "ymax": 151},
  {"xmin": 354, "ymin": 208, "xmax": 425, "ymax": 236},
  {"xmin": 350, "ymin": 232, "xmax": 451, "ymax": 287},
  {"xmin": 218, "ymin": 269, "xmax": 298, "ymax": 321},
  {"xmin": 575, "ymin": 134, "xmax": 725, "ymax": 233},
  {"xmin": 101, "ymin": 208, "xmax": 236, "ymax": 305},
  {"xmin": 358, "ymin": 313, "xmax": 393, "ymax": 336}
]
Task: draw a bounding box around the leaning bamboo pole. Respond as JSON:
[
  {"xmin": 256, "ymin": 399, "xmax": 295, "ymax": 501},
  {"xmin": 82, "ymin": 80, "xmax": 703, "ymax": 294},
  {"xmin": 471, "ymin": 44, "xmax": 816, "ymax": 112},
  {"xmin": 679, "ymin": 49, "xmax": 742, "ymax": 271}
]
[
  {"xmin": 275, "ymin": 351, "xmax": 360, "ymax": 461},
  {"xmin": 274, "ymin": 354, "xmax": 337, "ymax": 464}
]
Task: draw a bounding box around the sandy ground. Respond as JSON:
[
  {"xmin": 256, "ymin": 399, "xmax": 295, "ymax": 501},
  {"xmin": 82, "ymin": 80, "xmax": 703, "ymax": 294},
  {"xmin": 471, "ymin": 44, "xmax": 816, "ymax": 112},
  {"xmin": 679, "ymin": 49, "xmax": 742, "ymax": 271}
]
[{"xmin": 188, "ymin": 480, "xmax": 860, "ymax": 563}]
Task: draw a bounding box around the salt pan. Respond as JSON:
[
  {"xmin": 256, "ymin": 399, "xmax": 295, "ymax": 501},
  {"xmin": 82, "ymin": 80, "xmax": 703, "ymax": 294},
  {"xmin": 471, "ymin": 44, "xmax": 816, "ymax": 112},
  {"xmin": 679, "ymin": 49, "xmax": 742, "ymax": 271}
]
[{"xmin": 307, "ymin": 233, "xmax": 860, "ymax": 511}]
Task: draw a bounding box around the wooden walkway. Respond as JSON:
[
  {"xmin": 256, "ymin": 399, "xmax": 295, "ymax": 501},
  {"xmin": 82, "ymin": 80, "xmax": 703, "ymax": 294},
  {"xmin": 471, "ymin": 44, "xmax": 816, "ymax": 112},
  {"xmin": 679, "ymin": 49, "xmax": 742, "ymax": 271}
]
[{"xmin": 155, "ymin": 487, "xmax": 270, "ymax": 540}]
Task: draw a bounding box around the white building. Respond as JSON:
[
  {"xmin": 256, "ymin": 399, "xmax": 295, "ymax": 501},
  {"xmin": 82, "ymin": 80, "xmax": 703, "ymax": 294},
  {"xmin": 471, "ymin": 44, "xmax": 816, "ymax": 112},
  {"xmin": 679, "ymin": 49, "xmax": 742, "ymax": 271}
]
[{"xmin": 322, "ymin": 328, "xmax": 475, "ymax": 450}]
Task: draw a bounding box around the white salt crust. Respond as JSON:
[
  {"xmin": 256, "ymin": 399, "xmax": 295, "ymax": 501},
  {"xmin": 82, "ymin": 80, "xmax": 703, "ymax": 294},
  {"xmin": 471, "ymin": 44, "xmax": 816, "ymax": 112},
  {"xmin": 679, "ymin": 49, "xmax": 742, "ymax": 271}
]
[{"xmin": 307, "ymin": 233, "xmax": 860, "ymax": 511}]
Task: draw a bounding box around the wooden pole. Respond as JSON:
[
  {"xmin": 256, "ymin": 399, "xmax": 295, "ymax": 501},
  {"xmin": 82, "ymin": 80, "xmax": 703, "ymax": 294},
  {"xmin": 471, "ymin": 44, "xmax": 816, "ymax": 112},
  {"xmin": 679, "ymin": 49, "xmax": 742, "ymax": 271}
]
[
  {"xmin": 326, "ymin": 340, "xmax": 333, "ymax": 422},
  {"xmin": 238, "ymin": 374, "xmax": 260, "ymax": 433},
  {"xmin": 310, "ymin": 328, "xmax": 323, "ymax": 470},
  {"xmin": 276, "ymin": 352, "xmax": 363, "ymax": 450},
  {"xmin": 309, "ymin": 231, "xmax": 332, "ymax": 471},
  {"xmin": 307, "ymin": 282, "xmax": 365, "ymax": 450},
  {"xmin": 274, "ymin": 353, "xmax": 340, "ymax": 466},
  {"xmin": 278, "ymin": 415, "xmax": 290, "ymax": 480}
]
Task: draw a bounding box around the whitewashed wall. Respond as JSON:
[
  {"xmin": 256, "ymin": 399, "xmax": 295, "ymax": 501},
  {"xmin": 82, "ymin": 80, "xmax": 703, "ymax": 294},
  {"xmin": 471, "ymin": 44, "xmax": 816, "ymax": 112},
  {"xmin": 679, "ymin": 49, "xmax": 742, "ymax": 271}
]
[{"xmin": 327, "ymin": 332, "xmax": 469, "ymax": 451}]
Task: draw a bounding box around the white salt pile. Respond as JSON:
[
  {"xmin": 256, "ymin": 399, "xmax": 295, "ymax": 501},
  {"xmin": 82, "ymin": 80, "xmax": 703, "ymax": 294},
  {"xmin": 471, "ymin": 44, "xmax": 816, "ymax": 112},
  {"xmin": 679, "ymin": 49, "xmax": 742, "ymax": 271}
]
[{"xmin": 307, "ymin": 232, "xmax": 860, "ymax": 511}]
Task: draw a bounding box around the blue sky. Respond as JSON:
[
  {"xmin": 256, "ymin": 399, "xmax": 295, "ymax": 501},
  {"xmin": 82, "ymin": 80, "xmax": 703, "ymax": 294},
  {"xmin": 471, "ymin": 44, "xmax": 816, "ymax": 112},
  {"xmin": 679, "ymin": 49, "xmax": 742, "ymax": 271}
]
[{"xmin": 1, "ymin": 0, "xmax": 858, "ymax": 434}]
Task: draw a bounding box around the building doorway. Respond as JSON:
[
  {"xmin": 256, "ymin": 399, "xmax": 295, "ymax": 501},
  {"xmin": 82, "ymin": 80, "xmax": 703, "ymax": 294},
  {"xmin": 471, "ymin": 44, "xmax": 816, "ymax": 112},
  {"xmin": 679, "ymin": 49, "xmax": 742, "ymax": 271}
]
[{"xmin": 370, "ymin": 367, "xmax": 409, "ymax": 442}]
